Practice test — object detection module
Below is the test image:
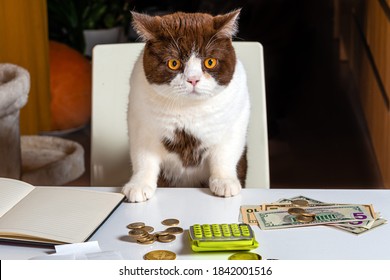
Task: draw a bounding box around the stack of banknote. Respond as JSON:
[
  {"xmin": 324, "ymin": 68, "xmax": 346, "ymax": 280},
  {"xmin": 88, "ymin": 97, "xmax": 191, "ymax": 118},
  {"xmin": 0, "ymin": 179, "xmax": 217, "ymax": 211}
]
[{"xmin": 240, "ymin": 195, "xmax": 387, "ymax": 234}]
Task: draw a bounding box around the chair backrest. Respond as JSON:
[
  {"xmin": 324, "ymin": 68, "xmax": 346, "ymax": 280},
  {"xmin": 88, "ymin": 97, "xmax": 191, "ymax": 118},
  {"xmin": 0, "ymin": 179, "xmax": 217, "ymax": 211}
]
[{"xmin": 91, "ymin": 42, "xmax": 269, "ymax": 188}]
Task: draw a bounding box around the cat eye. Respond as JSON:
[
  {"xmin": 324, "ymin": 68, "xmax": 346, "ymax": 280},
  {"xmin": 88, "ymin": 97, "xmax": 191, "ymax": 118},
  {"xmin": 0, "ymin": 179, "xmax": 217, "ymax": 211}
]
[
  {"xmin": 204, "ymin": 58, "xmax": 217, "ymax": 69},
  {"xmin": 167, "ymin": 59, "xmax": 181, "ymax": 70}
]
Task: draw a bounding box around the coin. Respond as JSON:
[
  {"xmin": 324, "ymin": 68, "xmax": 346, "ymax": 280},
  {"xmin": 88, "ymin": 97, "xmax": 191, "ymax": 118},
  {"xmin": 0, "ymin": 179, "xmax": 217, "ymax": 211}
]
[
  {"xmin": 291, "ymin": 199, "xmax": 309, "ymax": 207},
  {"xmin": 127, "ymin": 222, "xmax": 145, "ymax": 229},
  {"xmin": 296, "ymin": 214, "xmax": 315, "ymax": 223},
  {"xmin": 136, "ymin": 233, "xmax": 153, "ymax": 242},
  {"xmin": 164, "ymin": 226, "xmax": 184, "ymax": 234},
  {"xmin": 228, "ymin": 252, "xmax": 262, "ymax": 260},
  {"xmin": 128, "ymin": 228, "xmax": 148, "ymax": 238},
  {"xmin": 153, "ymin": 231, "xmax": 169, "ymax": 237},
  {"xmin": 157, "ymin": 234, "xmax": 176, "ymax": 243},
  {"xmin": 141, "ymin": 225, "xmax": 154, "ymax": 233},
  {"xmin": 137, "ymin": 235, "xmax": 156, "ymax": 245},
  {"xmin": 144, "ymin": 250, "xmax": 176, "ymax": 260},
  {"xmin": 161, "ymin": 218, "xmax": 180, "ymax": 226},
  {"xmin": 300, "ymin": 212, "xmax": 316, "ymax": 217},
  {"xmin": 288, "ymin": 207, "xmax": 306, "ymax": 216}
]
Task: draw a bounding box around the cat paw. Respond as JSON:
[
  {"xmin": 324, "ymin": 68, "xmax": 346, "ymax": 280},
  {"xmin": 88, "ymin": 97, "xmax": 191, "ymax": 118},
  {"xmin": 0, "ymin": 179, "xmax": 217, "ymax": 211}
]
[
  {"xmin": 121, "ymin": 182, "xmax": 156, "ymax": 202},
  {"xmin": 209, "ymin": 177, "xmax": 242, "ymax": 197}
]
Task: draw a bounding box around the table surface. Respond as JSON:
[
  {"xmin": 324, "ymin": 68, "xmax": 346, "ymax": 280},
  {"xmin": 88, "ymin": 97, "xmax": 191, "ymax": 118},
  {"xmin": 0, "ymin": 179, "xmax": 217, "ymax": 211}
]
[{"xmin": 1, "ymin": 187, "xmax": 390, "ymax": 260}]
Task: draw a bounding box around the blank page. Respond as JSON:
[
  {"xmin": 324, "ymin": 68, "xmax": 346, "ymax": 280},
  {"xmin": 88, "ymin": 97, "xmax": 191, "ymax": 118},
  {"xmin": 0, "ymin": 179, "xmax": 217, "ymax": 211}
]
[
  {"xmin": 0, "ymin": 187, "xmax": 124, "ymax": 244},
  {"xmin": 0, "ymin": 179, "xmax": 35, "ymax": 218}
]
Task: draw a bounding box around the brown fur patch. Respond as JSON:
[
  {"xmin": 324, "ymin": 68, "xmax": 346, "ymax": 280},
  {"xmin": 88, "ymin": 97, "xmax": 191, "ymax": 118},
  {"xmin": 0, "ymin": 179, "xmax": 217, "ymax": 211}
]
[
  {"xmin": 160, "ymin": 131, "xmax": 247, "ymax": 188},
  {"xmin": 237, "ymin": 147, "xmax": 247, "ymax": 187},
  {"xmin": 157, "ymin": 171, "xmax": 172, "ymax": 188},
  {"xmin": 133, "ymin": 12, "xmax": 237, "ymax": 86},
  {"xmin": 162, "ymin": 129, "xmax": 206, "ymax": 167}
]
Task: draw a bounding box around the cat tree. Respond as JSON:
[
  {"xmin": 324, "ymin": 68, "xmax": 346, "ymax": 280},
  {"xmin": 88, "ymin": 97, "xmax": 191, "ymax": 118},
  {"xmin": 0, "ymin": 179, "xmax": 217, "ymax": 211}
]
[{"xmin": 0, "ymin": 63, "xmax": 85, "ymax": 185}]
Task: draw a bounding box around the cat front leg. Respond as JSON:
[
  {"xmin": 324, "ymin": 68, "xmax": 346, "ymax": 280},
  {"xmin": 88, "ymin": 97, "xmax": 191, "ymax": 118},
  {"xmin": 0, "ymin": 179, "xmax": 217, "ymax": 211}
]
[
  {"xmin": 208, "ymin": 144, "xmax": 244, "ymax": 197},
  {"xmin": 122, "ymin": 151, "xmax": 161, "ymax": 202},
  {"xmin": 209, "ymin": 177, "xmax": 242, "ymax": 197}
]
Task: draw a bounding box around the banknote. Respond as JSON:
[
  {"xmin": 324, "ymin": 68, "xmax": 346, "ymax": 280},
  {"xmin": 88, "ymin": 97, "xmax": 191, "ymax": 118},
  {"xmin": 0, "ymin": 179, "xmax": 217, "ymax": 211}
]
[
  {"xmin": 263, "ymin": 202, "xmax": 335, "ymax": 211},
  {"xmin": 276, "ymin": 195, "xmax": 326, "ymax": 205},
  {"xmin": 240, "ymin": 205, "xmax": 262, "ymax": 225},
  {"xmin": 255, "ymin": 204, "xmax": 375, "ymax": 230},
  {"xmin": 331, "ymin": 218, "xmax": 387, "ymax": 235},
  {"xmin": 240, "ymin": 195, "xmax": 385, "ymax": 234},
  {"xmin": 261, "ymin": 203, "xmax": 377, "ymax": 229}
]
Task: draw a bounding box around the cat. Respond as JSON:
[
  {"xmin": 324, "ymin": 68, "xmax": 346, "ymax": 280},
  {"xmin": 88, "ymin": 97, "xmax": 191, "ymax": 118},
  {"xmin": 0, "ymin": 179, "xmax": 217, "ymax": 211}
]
[{"xmin": 122, "ymin": 10, "xmax": 250, "ymax": 202}]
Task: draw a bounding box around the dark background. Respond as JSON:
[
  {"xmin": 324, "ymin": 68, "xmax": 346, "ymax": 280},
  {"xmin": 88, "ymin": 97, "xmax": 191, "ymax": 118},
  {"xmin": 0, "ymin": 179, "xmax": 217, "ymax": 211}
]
[{"xmin": 66, "ymin": 0, "xmax": 384, "ymax": 189}]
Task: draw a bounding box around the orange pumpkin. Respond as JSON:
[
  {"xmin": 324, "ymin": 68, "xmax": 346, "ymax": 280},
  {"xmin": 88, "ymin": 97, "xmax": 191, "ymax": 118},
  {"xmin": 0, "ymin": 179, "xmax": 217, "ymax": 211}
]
[{"xmin": 49, "ymin": 40, "xmax": 92, "ymax": 131}]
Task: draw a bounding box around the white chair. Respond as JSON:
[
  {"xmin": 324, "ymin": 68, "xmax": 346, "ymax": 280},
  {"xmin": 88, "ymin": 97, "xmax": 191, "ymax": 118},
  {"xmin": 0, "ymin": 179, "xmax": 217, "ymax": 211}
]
[{"xmin": 91, "ymin": 42, "xmax": 269, "ymax": 188}]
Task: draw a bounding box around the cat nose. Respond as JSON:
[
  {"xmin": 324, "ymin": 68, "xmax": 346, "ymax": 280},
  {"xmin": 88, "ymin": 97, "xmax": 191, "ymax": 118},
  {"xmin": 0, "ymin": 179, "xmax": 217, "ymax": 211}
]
[{"xmin": 187, "ymin": 78, "xmax": 199, "ymax": 86}]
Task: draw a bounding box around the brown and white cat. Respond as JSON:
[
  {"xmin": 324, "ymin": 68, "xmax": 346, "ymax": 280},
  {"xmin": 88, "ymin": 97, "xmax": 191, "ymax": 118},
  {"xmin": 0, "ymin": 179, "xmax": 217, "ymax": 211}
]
[{"xmin": 122, "ymin": 10, "xmax": 250, "ymax": 202}]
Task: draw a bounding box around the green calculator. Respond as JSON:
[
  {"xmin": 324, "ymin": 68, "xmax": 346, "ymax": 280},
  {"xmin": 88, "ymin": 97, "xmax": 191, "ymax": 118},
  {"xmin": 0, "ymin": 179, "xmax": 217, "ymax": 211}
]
[{"xmin": 189, "ymin": 223, "xmax": 259, "ymax": 252}]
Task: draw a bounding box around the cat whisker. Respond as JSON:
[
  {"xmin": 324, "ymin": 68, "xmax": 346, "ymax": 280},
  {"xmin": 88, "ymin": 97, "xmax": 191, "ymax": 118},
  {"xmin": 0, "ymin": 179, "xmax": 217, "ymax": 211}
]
[
  {"xmin": 161, "ymin": 88, "xmax": 183, "ymax": 112},
  {"xmin": 205, "ymin": 33, "xmax": 219, "ymax": 51},
  {"xmin": 233, "ymin": 35, "xmax": 245, "ymax": 41}
]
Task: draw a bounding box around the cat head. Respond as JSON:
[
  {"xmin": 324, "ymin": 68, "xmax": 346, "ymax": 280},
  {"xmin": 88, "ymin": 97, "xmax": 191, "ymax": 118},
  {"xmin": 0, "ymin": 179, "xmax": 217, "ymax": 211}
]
[{"xmin": 131, "ymin": 10, "xmax": 240, "ymax": 100}]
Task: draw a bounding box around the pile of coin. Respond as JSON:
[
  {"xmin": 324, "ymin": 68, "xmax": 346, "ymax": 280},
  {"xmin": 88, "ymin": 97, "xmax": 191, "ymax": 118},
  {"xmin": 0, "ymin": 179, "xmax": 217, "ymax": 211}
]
[
  {"xmin": 127, "ymin": 218, "xmax": 183, "ymax": 245},
  {"xmin": 287, "ymin": 199, "xmax": 316, "ymax": 223}
]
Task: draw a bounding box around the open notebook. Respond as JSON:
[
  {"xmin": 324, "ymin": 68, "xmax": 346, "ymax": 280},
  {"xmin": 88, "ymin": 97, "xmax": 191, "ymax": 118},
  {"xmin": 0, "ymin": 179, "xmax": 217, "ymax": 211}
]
[{"xmin": 0, "ymin": 177, "xmax": 124, "ymax": 245}]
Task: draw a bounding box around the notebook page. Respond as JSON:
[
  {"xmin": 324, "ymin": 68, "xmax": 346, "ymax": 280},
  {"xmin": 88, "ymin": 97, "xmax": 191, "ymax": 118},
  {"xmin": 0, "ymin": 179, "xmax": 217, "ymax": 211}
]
[
  {"xmin": 0, "ymin": 187, "xmax": 124, "ymax": 243},
  {"xmin": 0, "ymin": 178, "xmax": 35, "ymax": 218}
]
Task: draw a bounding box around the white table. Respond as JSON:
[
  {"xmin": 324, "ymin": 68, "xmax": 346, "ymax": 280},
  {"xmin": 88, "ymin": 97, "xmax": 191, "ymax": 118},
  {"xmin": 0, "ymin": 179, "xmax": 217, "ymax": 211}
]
[{"xmin": 1, "ymin": 188, "xmax": 390, "ymax": 260}]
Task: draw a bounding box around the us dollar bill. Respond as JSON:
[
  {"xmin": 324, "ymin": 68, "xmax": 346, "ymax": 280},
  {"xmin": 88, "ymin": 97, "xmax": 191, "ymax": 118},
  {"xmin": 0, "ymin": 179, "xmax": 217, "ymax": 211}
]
[
  {"xmin": 276, "ymin": 195, "xmax": 326, "ymax": 205},
  {"xmin": 240, "ymin": 205, "xmax": 262, "ymax": 225},
  {"xmin": 255, "ymin": 204, "xmax": 375, "ymax": 230},
  {"xmin": 261, "ymin": 203, "xmax": 377, "ymax": 229},
  {"xmin": 331, "ymin": 218, "xmax": 387, "ymax": 235}
]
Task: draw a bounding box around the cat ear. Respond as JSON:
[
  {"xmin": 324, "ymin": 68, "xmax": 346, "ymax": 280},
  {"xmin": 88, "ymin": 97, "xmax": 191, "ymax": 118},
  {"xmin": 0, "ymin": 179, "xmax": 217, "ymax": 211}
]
[
  {"xmin": 131, "ymin": 11, "xmax": 160, "ymax": 41},
  {"xmin": 213, "ymin": 9, "xmax": 241, "ymax": 39}
]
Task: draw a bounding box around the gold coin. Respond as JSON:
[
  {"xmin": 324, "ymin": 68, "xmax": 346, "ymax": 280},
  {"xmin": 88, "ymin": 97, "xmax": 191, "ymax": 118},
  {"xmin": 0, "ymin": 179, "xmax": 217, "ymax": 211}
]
[
  {"xmin": 157, "ymin": 234, "xmax": 176, "ymax": 243},
  {"xmin": 127, "ymin": 222, "xmax": 145, "ymax": 229},
  {"xmin": 128, "ymin": 228, "xmax": 148, "ymax": 238},
  {"xmin": 144, "ymin": 250, "xmax": 176, "ymax": 260},
  {"xmin": 137, "ymin": 236, "xmax": 156, "ymax": 245},
  {"xmin": 291, "ymin": 199, "xmax": 309, "ymax": 207},
  {"xmin": 228, "ymin": 252, "xmax": 262, "ymax": 260},
  {"xmin": 136, "ymin": 233, "xmax": 153, "ymax": 242},
  {"xmin": 288, "ymin": 207, "xmax": 306, "ymax": 216},
  {"xmin": 161, "ymin": 218, "xmax": 180, "ymax": 226},
  {"xmin": 300, "ymin": 212, "xmax": 316, "ymax": 217},
  {"xmin": 164, "ymin": 226, "xmax": 184, "ymax": 234},
  {"xmin": 141, "ymin": 225, "xmax": 154, "ymax": 233},
  {"xmin": 153, "ymin": 231, "xmax": 169, "ymax": 237},
  {"xmin": 296, "ymin": 214, "xmax": 315, "ymax": 223}
]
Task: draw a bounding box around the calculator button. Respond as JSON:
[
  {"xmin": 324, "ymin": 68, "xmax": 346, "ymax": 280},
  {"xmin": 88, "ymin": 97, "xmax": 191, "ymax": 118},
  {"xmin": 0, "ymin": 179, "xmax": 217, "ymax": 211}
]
[
  {"xmin": 231, "ymin": 224, "xmax": 239, "ymax": 230},
  {"xmin": 202, "ymin": 224, "xmax": 211, "ymax": 230},
  {"xmin": 240, "ymin": 225, "xmax": 251, "ymax": 236},
  {"xmin": 212, "ymin": 224, "xmax": 220, "ymax": 230},
  {"xmin": 210, "ymin": 225, "xmax": 220, "ymax": 236},
  {"xmin": 193, "ymin": 224, "xmax": 203, "ymax": 238},
  {"xmin": 193, "ymin": 224, "xmax": 201, "ymax": 231},
  {"xmin": 222, "ymin": 226, "xmax": 231, "ymax": 237},
  {"xmin": 201, "ymin": 225, "xmax": 210, "ymax": 237}
]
